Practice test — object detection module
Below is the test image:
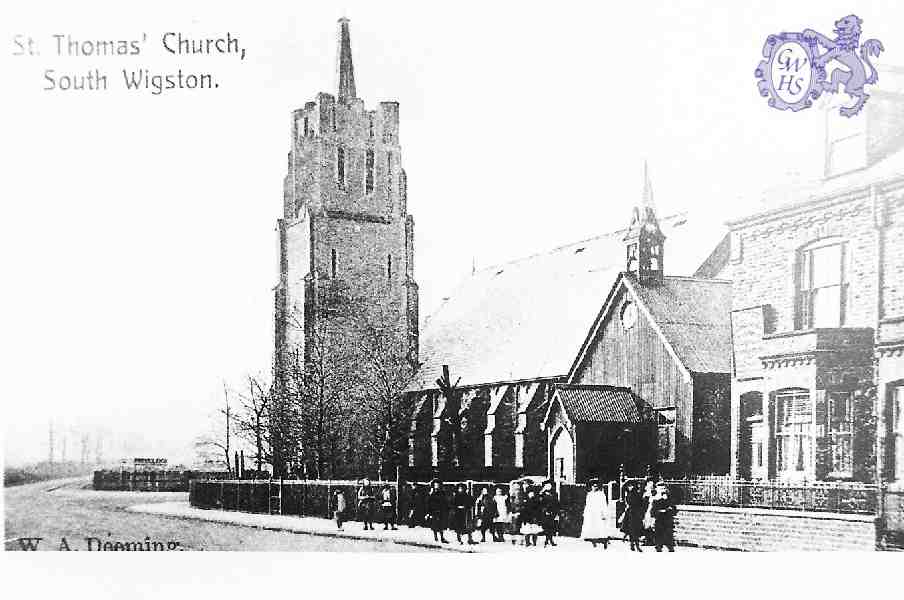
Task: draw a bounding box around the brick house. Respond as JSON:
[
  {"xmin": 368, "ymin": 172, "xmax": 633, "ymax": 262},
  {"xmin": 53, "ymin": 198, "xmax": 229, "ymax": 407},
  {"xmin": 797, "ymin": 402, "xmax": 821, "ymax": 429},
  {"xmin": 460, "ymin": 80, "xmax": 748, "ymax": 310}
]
[
  {"xmin": 406, "ymin": 168, "xmax": 731, "ymax": 482},
  {"xmin": 728, "ymin": 75, "xmax": 904, "ymax": 485}
]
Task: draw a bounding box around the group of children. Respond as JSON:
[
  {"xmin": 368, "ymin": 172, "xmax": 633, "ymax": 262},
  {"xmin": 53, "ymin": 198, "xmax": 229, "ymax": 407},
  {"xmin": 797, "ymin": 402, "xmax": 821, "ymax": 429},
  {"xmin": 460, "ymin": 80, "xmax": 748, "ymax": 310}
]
[
  {"xmin": 331, "ymin": 477, "xmax": 678, "ymax": 551},
  {"xmin": 331, "ymin": 478, "xmax": 563, "ymax": 547}
]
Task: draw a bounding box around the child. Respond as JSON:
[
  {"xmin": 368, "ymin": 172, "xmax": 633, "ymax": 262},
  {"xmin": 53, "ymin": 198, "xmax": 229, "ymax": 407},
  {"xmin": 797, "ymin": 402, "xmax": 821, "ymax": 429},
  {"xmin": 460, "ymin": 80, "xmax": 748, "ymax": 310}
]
[
  {"xmin": 333, "ymin": 489, "xmax": 347, "ymax": 530},
  {"xmin": 651, "ymin": 483, "xmax": 678, "ymax": 552},
  {"xmin": 380, "ymin": 484, "xmax": 397, "ymax": 530}
]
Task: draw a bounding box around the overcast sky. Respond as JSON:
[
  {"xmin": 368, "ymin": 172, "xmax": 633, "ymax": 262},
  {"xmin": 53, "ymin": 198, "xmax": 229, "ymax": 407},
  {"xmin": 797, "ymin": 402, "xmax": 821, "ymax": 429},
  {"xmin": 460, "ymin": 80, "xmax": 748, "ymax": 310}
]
[{"xmin": 2, "ymin": 0, "xmax": 902, "ymax": 466}]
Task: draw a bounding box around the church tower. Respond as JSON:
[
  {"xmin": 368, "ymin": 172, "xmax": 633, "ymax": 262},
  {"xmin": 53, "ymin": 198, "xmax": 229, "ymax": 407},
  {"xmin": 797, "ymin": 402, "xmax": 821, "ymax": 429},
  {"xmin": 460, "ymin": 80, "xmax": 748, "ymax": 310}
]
[
  {"xmin": 624, "ymin": 161, "xmax": 665, "ymax": 285},
  {"xmin": 275, "ymin": 18, "xmax": 419, "ymax": 387}
]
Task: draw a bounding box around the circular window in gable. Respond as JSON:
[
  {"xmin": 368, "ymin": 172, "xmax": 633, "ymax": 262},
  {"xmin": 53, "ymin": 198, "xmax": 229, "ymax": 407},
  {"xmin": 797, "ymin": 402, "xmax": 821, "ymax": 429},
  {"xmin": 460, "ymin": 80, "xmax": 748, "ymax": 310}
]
[{"xmin": 621, "ymin": 301, "xmax": 638, "ymax": 330}]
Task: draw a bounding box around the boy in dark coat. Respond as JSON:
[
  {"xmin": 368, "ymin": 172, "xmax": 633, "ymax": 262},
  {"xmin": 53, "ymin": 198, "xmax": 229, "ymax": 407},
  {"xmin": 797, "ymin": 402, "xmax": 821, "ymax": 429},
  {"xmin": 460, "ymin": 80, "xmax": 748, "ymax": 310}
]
[
  {"xmin": 650, "ymin": 483, "xmax": 678, "ymax": 552},
  {"xmin": 539, "ymin": 481, "xmax": 560, "ymax": 548},
  {"xmin": 427, "ymin": 479, "xmax": 450, "ymax": 543},
  {"xmin": 474, "ymin": 486, "xmax": 496, "ymax": 542},
  {"xmin": 450, "ymin": 483, "xmax": 476, "ymax": 544},
  {"xmin": 621, "ymin": 481, "xmax": 645, "ymax": 552}
]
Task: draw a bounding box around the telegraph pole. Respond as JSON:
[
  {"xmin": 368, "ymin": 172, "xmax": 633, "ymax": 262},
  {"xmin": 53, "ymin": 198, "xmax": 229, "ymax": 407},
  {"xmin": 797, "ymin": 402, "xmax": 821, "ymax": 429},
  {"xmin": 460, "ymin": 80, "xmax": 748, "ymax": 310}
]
[{"xmin": 48, "ymin": 421, "xmax": 55, "ymax": 478}]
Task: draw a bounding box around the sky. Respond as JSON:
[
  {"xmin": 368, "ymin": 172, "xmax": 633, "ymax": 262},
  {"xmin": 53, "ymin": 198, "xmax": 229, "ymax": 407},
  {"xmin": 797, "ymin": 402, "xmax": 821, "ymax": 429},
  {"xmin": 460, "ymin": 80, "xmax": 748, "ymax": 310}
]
[{"xmin": 2, "ymin": 0, "xmax": 903, "ymax": 466}]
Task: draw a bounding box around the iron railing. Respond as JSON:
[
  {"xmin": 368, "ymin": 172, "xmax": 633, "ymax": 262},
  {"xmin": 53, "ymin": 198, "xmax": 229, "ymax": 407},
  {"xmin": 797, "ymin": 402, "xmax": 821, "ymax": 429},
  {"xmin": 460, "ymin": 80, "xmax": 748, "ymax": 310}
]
[{"xmin": 660, "ymin": 477, "xmax": 879, "ymax": 515}]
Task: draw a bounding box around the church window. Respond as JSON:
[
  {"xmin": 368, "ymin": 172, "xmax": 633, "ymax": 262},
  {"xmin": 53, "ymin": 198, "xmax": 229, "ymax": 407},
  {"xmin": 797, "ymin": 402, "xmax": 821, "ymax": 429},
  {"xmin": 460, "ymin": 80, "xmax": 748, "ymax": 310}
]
[
  {"xmin": 331, "ymin": 249, "xmax": 337, "ymax": 279},
  {"xmin": 387, "ymin": 254, "xmax": 392, "ymax": 281},
  {"xmin": 365, "ymin": 149, "xmax": 374, "ymax": 194},
  {"xmin": 330, "ymin": 107, "xmax": 336, "ymax": 131},
  {"xmin": 655, "ymin": 407, "xmax": 677, "ymax": 463},
  {"xmin": 620, "ymin": 301, "xmax": 637, "ymax": 330},
  {"xmin": 303, "ymin": 116, "xmax": 309, "ymax": 137},
  {"xmin": 386, "ymin": 152, "xmax": 393, "ymax": 193},
  {"xmin": 626, "ymin": 243, "xmax": 638, "ymax": 273},
  {"xmin": 795, "ymin": 239, "xmax": 849, "ymax": 329},
  {"xmin": 337, "ymin": 146, "xmax": 346, "ymax": 188},
  {"xmin": 369, "ymin": 118, "xmax": 374, "ymax": 138}
]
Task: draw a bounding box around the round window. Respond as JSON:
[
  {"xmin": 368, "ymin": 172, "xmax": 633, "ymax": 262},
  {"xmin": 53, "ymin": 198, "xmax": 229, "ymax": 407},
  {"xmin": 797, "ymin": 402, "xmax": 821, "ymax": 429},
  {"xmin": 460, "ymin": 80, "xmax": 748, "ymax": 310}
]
[{"xmin": 621, "ymin": 301, "xmax": 638, "ymax": 330}]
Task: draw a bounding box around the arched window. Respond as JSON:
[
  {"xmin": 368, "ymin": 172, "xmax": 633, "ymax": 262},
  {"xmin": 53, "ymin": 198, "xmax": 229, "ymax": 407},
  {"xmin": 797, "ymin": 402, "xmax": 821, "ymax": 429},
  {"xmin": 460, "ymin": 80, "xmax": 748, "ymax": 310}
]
[
  {"xmin": 336, "ymin": 146, "xmax": 346, "ymax": 189},
  {"xmin": 365, "ymin": 149, "xmax": 374, "ymax": 194},
  {"xmin": 795, "ymin": 237, "xmax": 850, "ymax": 329}
]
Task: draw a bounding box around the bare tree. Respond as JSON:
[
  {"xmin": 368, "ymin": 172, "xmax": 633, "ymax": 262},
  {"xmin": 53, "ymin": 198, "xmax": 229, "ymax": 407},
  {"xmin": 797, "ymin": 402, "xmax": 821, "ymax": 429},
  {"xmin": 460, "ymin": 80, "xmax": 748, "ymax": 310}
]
[
  {"xmin": 233, "ymin": 374, "xmax": 271, "ymax": 473},
  {"xmin": 194, "ymin": 383, "xmax": 232, "ymax": 472}
]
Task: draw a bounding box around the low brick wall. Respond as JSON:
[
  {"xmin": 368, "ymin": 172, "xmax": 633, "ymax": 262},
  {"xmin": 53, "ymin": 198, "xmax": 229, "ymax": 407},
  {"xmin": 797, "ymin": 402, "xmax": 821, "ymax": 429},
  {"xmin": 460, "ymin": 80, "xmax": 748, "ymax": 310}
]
[{"xmin": 674, "ymin": 504, "xmax": 878, "ymax": 551}]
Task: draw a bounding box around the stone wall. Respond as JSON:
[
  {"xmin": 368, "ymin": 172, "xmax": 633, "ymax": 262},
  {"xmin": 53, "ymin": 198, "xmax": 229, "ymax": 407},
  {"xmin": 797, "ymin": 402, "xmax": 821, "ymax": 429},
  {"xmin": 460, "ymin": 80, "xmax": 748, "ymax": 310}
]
[{"xmin": 673, "ymin": 504, "xmax": 877, "ymax": 551}]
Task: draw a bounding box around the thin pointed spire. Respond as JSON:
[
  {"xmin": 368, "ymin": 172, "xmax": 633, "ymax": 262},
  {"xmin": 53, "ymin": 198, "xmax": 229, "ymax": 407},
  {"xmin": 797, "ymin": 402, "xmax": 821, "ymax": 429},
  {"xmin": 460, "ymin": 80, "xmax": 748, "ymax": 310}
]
[
  {"xmin": 642, "ymin": 160, "xmax": 654, "ymax": 210},
  {"xmin": 336, "ymin": 17, "xmax": 356, "ymax": 102}
]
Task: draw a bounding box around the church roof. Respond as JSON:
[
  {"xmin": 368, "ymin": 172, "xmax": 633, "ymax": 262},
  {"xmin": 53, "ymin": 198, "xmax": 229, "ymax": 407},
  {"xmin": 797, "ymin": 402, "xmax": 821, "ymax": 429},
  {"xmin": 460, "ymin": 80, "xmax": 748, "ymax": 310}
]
[
  {"xmin": 408, "ymin": 212, "xmax": 728, "ymax": 391},
  {"xmin": 627, "ymin": 275, "xmax": 732, "ymax": 374},
  {"xmin": 549, "ymin": 385, "xmax": 643, "ymax": 424}
]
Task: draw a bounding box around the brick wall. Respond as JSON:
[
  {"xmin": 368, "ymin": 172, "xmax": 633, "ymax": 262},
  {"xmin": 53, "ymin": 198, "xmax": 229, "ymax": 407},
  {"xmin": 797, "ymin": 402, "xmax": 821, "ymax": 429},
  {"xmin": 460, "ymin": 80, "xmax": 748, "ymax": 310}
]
[{"xmin": 673, "ymin": 504, "xmax": 877, "ymax": 551}]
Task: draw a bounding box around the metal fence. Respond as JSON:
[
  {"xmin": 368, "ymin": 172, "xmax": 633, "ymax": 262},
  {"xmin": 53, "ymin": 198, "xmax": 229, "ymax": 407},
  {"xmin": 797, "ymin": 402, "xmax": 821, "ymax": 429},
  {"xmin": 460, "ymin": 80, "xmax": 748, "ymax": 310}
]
[{"xmin": 660, "ymin": 477, "xmax": 879, "ymax": 515}]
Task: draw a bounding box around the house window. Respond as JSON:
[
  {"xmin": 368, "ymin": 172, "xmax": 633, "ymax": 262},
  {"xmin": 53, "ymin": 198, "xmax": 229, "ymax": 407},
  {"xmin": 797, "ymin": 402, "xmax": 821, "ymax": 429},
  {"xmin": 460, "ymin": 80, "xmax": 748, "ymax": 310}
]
[
  {"xmin": 365, "ymin": 149, "xmax": 374, "ymax": 194},
  {"xmin": 796, "ymin": 239, "xmax": 849, "ymax": 329},
  {"xmin": 655, "ymin": 407, "xmax": 677, "ymax": 463},
  {"xmin": 331, "ymin": 249, "xmax": 337, "ymax": 279},
  {"xmin": 775, "ymin": 389, "xmax": 812, "ymax": 473},
  {"xmin": 827, "ymin": 391, "xmax": 854, "ymax": 476},
  {"xmin": 336, "ymin": 146, "xmax": 346, "ymax": 188}
]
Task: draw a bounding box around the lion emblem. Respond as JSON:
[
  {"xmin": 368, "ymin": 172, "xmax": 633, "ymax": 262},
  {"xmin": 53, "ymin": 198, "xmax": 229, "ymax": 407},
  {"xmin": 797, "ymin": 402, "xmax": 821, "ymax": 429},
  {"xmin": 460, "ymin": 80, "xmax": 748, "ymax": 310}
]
[{"xmin": 803, "ymin": 15, "xmax": 884, "ymax": 117}]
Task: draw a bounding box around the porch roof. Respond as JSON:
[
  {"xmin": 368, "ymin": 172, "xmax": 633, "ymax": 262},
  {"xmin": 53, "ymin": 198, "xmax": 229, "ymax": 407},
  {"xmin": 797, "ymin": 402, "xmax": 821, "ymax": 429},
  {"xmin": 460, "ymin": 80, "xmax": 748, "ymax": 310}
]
[{"xmin": 551, "ymin": 385, "xmax": 643, "ymax": 424}]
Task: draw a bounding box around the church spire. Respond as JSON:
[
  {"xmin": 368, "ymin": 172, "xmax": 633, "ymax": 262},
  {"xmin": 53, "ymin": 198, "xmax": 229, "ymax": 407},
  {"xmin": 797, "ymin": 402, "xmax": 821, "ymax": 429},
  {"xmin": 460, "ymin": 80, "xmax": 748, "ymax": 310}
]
[
  {"xmin": 624, "ymin": 160, "xmax": 665, "ymax": 285},
  {"xmin": 642, "ymin": 159, "xmax": 654, "ymax": 210},
  {"xmin": 336, "ymin": 17, "xmax": 356, "ymax": 102}
]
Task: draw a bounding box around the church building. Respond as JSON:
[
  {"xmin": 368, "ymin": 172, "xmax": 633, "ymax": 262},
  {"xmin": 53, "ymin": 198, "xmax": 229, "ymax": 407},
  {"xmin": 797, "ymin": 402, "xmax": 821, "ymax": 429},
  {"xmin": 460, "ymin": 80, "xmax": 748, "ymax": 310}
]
[
  {"xmin": 405, "ymin": 166, "xmax": 733, "ymax": 483},
  {"xmin": 273, "ymin": 19, "xmax": 419, "ymax": 476}
]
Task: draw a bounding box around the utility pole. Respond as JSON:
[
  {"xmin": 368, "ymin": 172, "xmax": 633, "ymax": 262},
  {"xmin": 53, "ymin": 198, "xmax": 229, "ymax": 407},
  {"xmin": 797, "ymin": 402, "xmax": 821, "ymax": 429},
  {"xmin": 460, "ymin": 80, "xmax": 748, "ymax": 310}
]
[
  {"xmin": 48, "ymin": 421, "xmax": 55, "ymax": 478},
  {"xmin": 224, "ymin": 382, "xmax": 231, "ymax": 474}
]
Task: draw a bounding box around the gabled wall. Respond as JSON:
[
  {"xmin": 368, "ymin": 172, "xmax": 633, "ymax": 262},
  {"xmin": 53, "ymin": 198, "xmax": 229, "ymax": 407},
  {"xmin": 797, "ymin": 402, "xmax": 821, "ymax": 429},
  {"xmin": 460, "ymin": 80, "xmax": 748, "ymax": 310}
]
[{"xmin": 572, "ymin": 284, "xmax": 695, "ymax": 474}]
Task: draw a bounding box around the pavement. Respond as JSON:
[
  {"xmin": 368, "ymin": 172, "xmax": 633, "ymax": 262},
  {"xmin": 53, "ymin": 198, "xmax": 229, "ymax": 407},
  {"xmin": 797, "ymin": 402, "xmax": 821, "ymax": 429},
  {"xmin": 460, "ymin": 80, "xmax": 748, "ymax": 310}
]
[{"xmin": 128, "ymin": 501, "xmax": 666, "ymax": 553}]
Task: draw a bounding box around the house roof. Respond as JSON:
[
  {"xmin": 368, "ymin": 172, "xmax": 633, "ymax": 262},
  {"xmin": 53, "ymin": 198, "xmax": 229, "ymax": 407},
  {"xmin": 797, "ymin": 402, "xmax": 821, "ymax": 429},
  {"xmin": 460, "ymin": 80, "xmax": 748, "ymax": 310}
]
[
  {"xmin": 627, "ymin": 275, "xmax": 732, "ymax": 374},
  {"xmin": 408, "ymin": 212, "xmax": 728, "ymax": 391},
  {"xmin": 550, "ymin": 385, "xmax": 642, "ymax": 424}
]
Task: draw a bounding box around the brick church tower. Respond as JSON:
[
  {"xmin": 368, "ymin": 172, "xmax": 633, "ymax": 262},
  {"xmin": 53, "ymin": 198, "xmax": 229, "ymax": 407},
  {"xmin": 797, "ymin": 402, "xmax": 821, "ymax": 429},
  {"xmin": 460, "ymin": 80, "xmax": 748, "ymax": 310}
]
[{"xmin": 274, "ymin": 19, "xmax": 419, "ymax": 419}]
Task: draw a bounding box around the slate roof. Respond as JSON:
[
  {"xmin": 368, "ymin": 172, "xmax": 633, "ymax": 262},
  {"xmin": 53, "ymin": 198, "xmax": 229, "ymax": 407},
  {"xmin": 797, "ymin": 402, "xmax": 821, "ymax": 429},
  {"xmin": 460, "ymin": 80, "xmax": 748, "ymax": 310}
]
[
  {"xmin": 626, "ymin": 275, "xmax": 732, "ymax": 374},
  {"xmin": 552, "ymin": 386, "xmax": 642, "ymax": 424},
  {"xmin": 408, "ymin": 212, "xmax": 728, "ymax": 391}
]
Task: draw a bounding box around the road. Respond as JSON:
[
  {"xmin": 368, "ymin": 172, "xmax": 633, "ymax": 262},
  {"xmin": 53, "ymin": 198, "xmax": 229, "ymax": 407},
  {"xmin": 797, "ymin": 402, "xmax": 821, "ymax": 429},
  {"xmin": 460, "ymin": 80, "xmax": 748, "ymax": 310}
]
[{"xmin": 4, "ymin": 478, "xmax": 425, "ymax": 551}]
